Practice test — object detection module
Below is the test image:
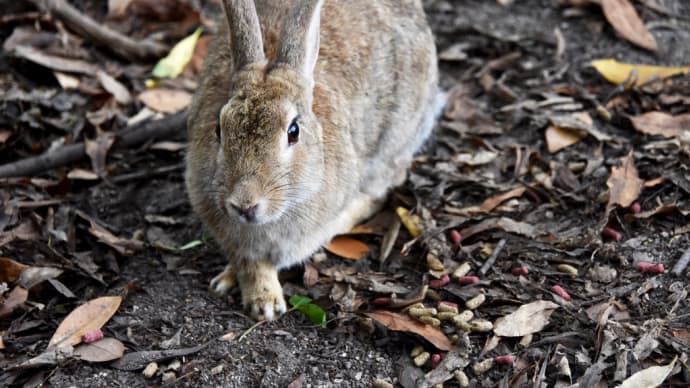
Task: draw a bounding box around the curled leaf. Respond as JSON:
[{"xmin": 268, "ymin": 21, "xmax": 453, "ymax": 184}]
[
  {"xmin": 591, "ymin": 59, "xmax": 690, "ymax": 85},
  {"xmin": 152, "ymin": 28, "xmax": 203, "ymax": 79},
  {"xmin": 324, "ymin": 236, "xmax": 369, "ymax": 260},
  {"xmin": 48, "ymin": 296, "xmax": 122, "ymax": 349}
]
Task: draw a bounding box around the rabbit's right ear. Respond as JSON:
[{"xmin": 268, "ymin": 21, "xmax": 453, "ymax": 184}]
[
  {"xmin": 275, "ymin": 0, "xmax": 324, "ymax": 84},
  {"xmin": 223, "ymin": 0, "xmax": 265, "ymax": 69}
]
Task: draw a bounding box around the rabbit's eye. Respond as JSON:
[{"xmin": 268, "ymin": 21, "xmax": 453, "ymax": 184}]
[
  {"xmin": 215, "ymin": 122, "xmax": 221, "ymax": 142},
  {"xmin": 287, "ymin": 118, "xmax": 299, "ymax": 145}
]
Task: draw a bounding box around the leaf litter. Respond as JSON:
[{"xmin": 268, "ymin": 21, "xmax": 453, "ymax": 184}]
[{"xmin": 1, "ymin": 0, "xmax": 689, "ymax": 386}]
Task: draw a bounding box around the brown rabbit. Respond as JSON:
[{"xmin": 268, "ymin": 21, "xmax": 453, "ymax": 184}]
[{"xmin": 186, "ymin": 0, "xmax": 441, "ymax": 320}]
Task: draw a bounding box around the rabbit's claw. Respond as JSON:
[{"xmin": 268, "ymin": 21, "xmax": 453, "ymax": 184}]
[{"xmin": 209, "ymin": 264, "xmax": 237, "ymax": 296}]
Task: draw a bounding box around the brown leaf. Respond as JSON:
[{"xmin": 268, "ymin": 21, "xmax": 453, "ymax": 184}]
[
  {"xmin": 630, "ymin": 111, "xmax": 690, "ymax": 139},
  {"xmin": 0, "ymin": 130, "xmax": 12, "ymax": 144},
  {"xmin": 85, "ymin": 133, "xmax": 116, "ymax": 178},
  {"xmin": 479, "ymin": 185, "xmax": 532, "ymax": 213},
  {"xmin": 74, "ymin": 337, "xmax": 125, "ymax": 362},
  {"xmin": 303, "ymin": 263, "xmax": 319, "ymax": 288},
  {"xmin": 0, "ymin": 221, "xmax": 40, "ymax": 248},
  {"xmin": 324, "ymin": 236, "xmax": 369, "ymax": 260},
  {"xmin": 0, "ymin": 286, "xmax": 28, "ymax": 319},
  {"xmin": 459, "ymin": 217, "xmax": 538, "ymax": 240},
  {"xmin": 364, "ymin": 310, "xmax": 453, "ymax": 351},
  {"xmin": 48, "ymin": 296, "xmax": 122, "ymax": 349},
  {"xmin": 545, "ymin": 126, "xmax": 587, "ymax": 153},
  {"xmin": 138, "ymin": 89, "xmax": 192, "ymax": 113},
  {"xmin": 601, "ymin": 0, "xmax": 658, "ymax": 51},
  {"xmin": 607, "ymin": 151, "xmax": 643, "ymax": 208},
  {"xmin": 85, "ymin": 218, "xmax": 144, "ymax": 255},
  {"xmin": 0, "ymin": 257, "xmax": 29, "ymax": 283}
]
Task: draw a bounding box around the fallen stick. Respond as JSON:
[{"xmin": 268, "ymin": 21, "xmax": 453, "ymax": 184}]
[
  {"xmin": 479, "ymin": 238, "xmax": 506, "ymax": 275},
  {"xmin": 0, "ymin": 111, "xmax": 187, "ymax": 178},
  {"xmin": 28, "ymin": 0, "xmax": 167, "ymax": 62}
]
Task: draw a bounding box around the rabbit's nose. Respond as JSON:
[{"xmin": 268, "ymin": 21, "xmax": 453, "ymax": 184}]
[{"xmin": 231, "ymin": 203, "xmax": 259, "ymax": 222}]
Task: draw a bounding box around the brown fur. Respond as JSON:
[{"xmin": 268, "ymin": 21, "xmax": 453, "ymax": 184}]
[{"xmin": 186, "ymin": 0, "xmax": 439, "ymax": 320}]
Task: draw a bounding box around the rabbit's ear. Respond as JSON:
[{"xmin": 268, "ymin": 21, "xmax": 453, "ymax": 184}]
[
  {"xmin": 223, "ymin": 0, "xmax": 265, "ymax": 69},
  {"xmin": 275, "ymin": 0, "xmax": 324, "ymax": 83}
]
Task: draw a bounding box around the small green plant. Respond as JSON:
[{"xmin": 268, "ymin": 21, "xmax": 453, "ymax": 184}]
[{"xmin": 289, "ymin": 295, "xmax": 326, "ymax": 328}]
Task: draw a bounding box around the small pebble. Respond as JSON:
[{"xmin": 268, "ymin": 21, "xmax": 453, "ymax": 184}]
[
  {"xmin": 372, "ymin": 379, "xmax": 394, "ymax": 388},
  {"xmin": 142, "ymin": 362, "xmax": 158, "ymax": 379},
  {"xmin": 161, "ymin": 371, "xmax": 176, "ymax": 383}
]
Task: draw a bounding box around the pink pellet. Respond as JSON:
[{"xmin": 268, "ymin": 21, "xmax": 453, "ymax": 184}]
[
  {"xmin": 630, "ymin": 203, "xmax": 641, "ymax": 214},
  {"xmin": 81, "ymin": 329, "xmax": 104, "ymax": 343},
  {"xmin": 511, "ymin": 266, "xmax": 529, "ymax": 276},
  {"xmin": 551, "ymin": 285, "xmax": 571, "ymax": 301},
  {"xmin": 372, "ymin": 297, "xmax": 391, "ymax": 306},
  {"xmin": 636, "ymin": 261, "xmax": 664, "ymax": 274},
  {"xmin": 439, "ymin": 301, "xmax": 458, "ymax": 309},
  {"xmin": 458, "ymin": 276, "xmax": 479, "ymax": 285},
  {"xmin": 494, "ymin": 355, "xmax": 515, "ymax": 365},
  {"xmin": 429, "ymin": 274, "xmax": 450, "ymax": 289},
  {"xmin": 602, "ymin": 227, "xmax": 621, "ymax": 242},
  {"xmin": 449, "ymin": 229, "xmax": 462, "ymax": 246},
  {"xmin": 431, "ymin": 353, "xmax": 442, "ymax": 369}
]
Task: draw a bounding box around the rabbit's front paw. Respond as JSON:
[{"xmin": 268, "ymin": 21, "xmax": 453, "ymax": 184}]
[
  {"xmin": 237, "ymin": 260, "xmax": 286, "ymax": 321},
  {"xmin": 209, "ymin": 264, "xmax": 237, "ymax": 296}
]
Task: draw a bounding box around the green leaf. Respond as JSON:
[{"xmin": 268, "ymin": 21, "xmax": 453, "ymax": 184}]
[
  {"xmin": 152, "ymin": 27, "xmax": 203, "ymax": 79},
  {"xmin": 297, "ymin": 303, "xmax": 327, "ymax": 328},
  {"xmin": 289, "ymin": 295, "xmax": 312, "ymax": 308},
  {"xmin": 177, "ymin": 240, "xmax": 203, "ymax": 251},
  {"xmin": 289, "ymin": 295, "xmax": 326, "ymax": 328}
]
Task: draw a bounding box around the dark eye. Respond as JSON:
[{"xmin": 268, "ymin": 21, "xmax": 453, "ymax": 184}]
[
  {"xmin": 216, "ymin": 121, "xmax": 221, "ymax": 142},
  {"xmin": 287, "ymin": 118, "xmax": 299, "ymax": 145}
]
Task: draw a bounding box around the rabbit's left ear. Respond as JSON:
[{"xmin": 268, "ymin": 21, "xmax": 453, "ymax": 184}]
[{"xmin": 275, "ymin": 0, "xmax": 324, "ymax": 84}]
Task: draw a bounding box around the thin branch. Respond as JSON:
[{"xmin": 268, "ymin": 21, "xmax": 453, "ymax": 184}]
[
  {"xmin": 0, "ymin": 111, "xmax": 187, "ymax": 178},
  {"xmin": 28, "ymin": 0, "xmax": 167, "ymax": 62}
]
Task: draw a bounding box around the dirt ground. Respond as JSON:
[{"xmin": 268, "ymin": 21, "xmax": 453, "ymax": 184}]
[{"xmin": 1, "ymin": 0, "xmax": 689, "ymax": 387}]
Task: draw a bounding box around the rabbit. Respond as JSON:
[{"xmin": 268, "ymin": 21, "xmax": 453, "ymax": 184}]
[{"xmin": 185, "ymin": 0, "xmax": 442, "ymax": 321}]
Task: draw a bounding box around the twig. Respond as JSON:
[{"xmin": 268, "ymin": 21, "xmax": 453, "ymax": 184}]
[
  {"xmin": 479, "ymin": 238, "xmax": 506, "ymax": 275},
  {"xmin": 671, "ymin": 246, "xmax": 690, "ymax": 276},
  {"xmin": 28, "ymin": 0, "xmax": 167, "ymax": 62},
  {"xmin": 0, "ymin": 111, "xmax": 187, "ymax": 178}
]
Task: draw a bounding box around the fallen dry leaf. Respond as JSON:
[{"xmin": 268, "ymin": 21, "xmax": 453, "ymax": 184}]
[
  {"xmin": 138, "ymin": 89, "xmax": 192, "ymax": 113},
  {"xmin": 591, "ymin": 59, "xmax": 690, "ymax": 85},
  {"xmin": 96, "ymin": 71, "xmax": 132, "ymax": 105},
  {"xmin": 630, "ymin": 112, "xmax": 690, "ymax": 140},
  {"xmin": 364, "ymin": 310, "xmax": 453, "ymax": 351},
  {"xmin": 87, "ymin": 219, "xmax": 144, "ymax": 255},
  {"xmin": 0, "ymin": 130, "xmax": 12, "ymax": 144},
  {"xmin": 19, "ymin": 266, "xmax": 64, "ymax": 289},
  {"xmin": 303, "ymin": 263, "xmax": 319, "ymax": 288},
  {"xmin": 85, "ymin": 133, "xmax": 116, "ymax": 178},
  {"xmin": 0, "ymin": 286, "xmax": 28, "ymax": 319},
  {"xmin": 601, "ymin": 0, "xmax": 657, "ymax": 51},
  {"xmin": 48, "ymin": 296, "xmax": 122, "ymax": 349},
  {"xmin": 617, "ymin": 357, "xmax": 676, "ymax": 388},
  {"xmin": 396, "ymin": 207, "xmax": 422, "ymax": 238},
  {"xmin": 0, "ymin": 257, "xmax": 29, "ymax": 283},
  {"xmin": 75, "ymin": 337, "xmax": 125, "ymax": 362},
  {"xmin": 324, "ymin": 236, "xmax": 369, "ymax": 260},
  {"xmin": 0, "ymin": 221, "xmax": 40, "ymax": 248},
  {"xmin": 493, "ymin": 300, "xmax": 559, "ymax": 337},
  {"xmin": 479, "ymin": 185, "xmax": 531, "ymax": 213},
  {"xmin": 460, "ymin": 217, "xmax": 538, "ymax": 240},
  {"xmin": 607, "ymin": 151, "xmax": 643, "ymax": 208},
  {"xmin": 546, "ymin": 126, "xmax": 587, "ymax": 153}
]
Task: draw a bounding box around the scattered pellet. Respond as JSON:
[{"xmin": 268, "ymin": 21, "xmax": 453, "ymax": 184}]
[
  {"xmin": 519, "ymin": 334, "xmax": 533, "ymax": 348},
  {"xmin": 458, "ymin": 275, "xmax": 479, "ymax": 285},
  {"xmin": 452, "ymin": 262, "xmax": 472, "ymax": 279},
  {"xmin": 438, "ymin": 311, "xmax": 457, "ymax": 321},
  {"xmin": 465, "ymin": 294, "xmax": 486, "ymax": 310},
  {"xmin": 454, "ymin": 310, "xmax": 474, "ymax": 323},
  {"xmin": 472, "ymin": 358, "xmax": 494, "ymax": 375},
  {"xmin": 494, "ymin": 355, "xmax": 514, "ymax": 365},
  {"xmin": 449, "ymin": 229, "xmax": 462, "ymax": 246},
  {"xmin": 630, "ymin": 202, "xmax": 641, "ymax": 214},
  {"xmin": 431, "ymin": 353, "xmax": 442, "ymax": 369},
  {"xmin": 372, "ymin": 297, "xmax": 391, "ymax": 306},
  {"xmin": 470, "ymin": 319, "xmax": 493, "ymax": 333},
  {"xmin": 425, "ymin": 288, "xmax": 441, "ymax": 301},
  {"xmin": 637, "ymin": 261, "xmax": 665, "ymax": 274},
  {"xmin": 511, "ymin": 266, "xmax": 529, "ymax": 276},
  {"xmin": 557, "ymin": 264, "xmax": 578, "ymax": 276},
  {"xmin": 427, "ymin": 253, "xmax": 445, "ymax": 271},
  {"xmin": 418, "ymin": 316, "xmax": 441, "ymax": 327},
  {"xmin": 408, "ymin": 307, "xmax": 438, "ymax": 318},
  {"xmin": 414, "ymin": 352, "xmax": 430, "ymax": 367},
  {"xmin": 161, "ymin": 371, "xmax": 176, "ymax": 383},
  {"xmin": 429, "ymin": 273, "xmax": 450, "ymax": 289},
  {"xmin": 551, "ymin": 285, "xmax": 571, "ymax": 301},
  {"xmin": 454, "ymin": 370, "xmax": 470, "ymax": 387},
  {"xmin": 438, "ymin": 301, "xmax": 459, "ymax": 314},
  {"xmin": 602, "ymin": 227, "xmax": 621, "ymax": 241},
  {"xmin": 410, "ymin": 345, "xmax": 424, "ymax": 358}
]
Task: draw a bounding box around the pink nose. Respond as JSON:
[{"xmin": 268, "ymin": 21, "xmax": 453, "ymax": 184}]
[{"xmin": 231, "ymin": 203, "xmax": 258, "ymax": 221}]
